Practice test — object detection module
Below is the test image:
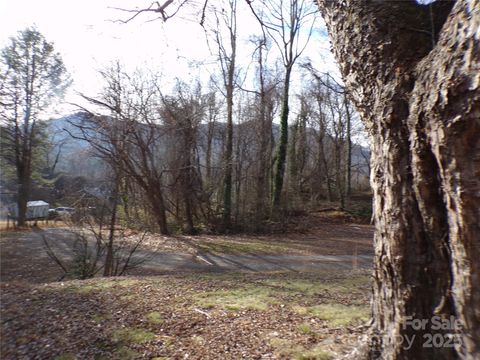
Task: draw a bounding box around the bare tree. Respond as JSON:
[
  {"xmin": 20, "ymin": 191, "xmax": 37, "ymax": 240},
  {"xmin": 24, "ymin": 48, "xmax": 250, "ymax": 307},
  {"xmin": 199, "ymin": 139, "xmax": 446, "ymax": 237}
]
[
  {"xmin": 288, "ymin": 95, "xmax": 308, "ymax": 207},
  {"xmin": 203, "ymin": 85, "xmax": 220, "ymax": 191},
  {"xmin": 161, "ymin": 81, "xmax": 205, "ymax": 234},
  {"xmin": 249, "ymin": 35, "xmax": 278, "ymax": 227},
  {"xmin": 42, "ymin": 214, "xmax": 147, "ymax": 280},
  {"xmin": 114, "ymin": 0, "xmax": 192, "ymax": 23},
  {"xmin": 302, "ymin": 63, "xmax": 356, "ymax": 205},
  {"xmin": 199, "ymin": 84, "xmax": 223, "ymax": 225},
  {"xmin": 44, "ymin": 133, "xmax": 67, "ymax": 179},
  {"xmin": 204, "ymin": 0, "xmax": 239, "ymax": 231},
  {"xmin": 343, "ymin": 92, "xmax": 353, "ymax": 198},
  {"xmin": 246, "ymin": 0, "xmax": 317, "ymax": 213},
  {"xmin": 70, "ymin": 64, "xmax": 170, "ymax": 234}
]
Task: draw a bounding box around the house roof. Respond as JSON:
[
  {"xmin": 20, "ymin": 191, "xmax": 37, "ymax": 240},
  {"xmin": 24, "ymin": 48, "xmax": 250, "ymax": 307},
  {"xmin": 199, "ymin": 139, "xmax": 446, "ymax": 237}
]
[{"xmin": 27, "ymin": 201, "xmax": 49, "ymax": 207}]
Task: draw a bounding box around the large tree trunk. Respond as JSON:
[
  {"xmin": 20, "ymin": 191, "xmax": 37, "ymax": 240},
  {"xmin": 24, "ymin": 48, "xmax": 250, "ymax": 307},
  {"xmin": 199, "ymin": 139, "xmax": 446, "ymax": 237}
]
[
  {"xmin": 16, "ymin": 172, "xmax": 30, "ymax": 227},
  {"xmin": 221, "ymin": 0, "xmax": 237, "ymax": 232},
  {"xmin": 182, "ymin": 138, "xmax": 196, "ymax": 235},
  {"xmin": 141, "ymin": 179, "xmax": 170, "ymax": 236},
  {"xmin": 154, "ymin": 196, "xmax": 169, "ymax": 235},
  {"xmin": 103, "ymin": 179, "xmax": 118, "ymax": 277},
  {"xmin": 16, "ymin": 147, "xmax": 32, "ymax": 227},
  {"xmin": 317, "ymin": 0, "xmax": 479, "ymax": 359}
]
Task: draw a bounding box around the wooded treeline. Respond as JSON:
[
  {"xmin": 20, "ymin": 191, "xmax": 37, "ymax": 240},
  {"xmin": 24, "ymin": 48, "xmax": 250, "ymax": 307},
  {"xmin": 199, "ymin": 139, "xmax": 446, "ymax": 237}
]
[
  {"xmin": 68, "ymin": 60, "xmax": 368, "ymax": 235},
  {"xmin": 0, "ymin": 3, "xmax": 369, "ymax": 233}
]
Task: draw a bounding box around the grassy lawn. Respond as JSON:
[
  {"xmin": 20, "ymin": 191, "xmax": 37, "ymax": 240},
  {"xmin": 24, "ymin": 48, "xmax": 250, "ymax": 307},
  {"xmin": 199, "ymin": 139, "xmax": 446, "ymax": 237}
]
[{"xmin": 1, "ymin": 270, "xmax": 371, "ymax": 359}]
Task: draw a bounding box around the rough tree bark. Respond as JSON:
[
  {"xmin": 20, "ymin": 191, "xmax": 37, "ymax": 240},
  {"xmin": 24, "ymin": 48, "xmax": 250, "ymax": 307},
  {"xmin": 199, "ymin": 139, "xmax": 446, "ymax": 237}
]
[{"xmin": 317, "ymin": 0, "xmax": 479, "ymax": 359}]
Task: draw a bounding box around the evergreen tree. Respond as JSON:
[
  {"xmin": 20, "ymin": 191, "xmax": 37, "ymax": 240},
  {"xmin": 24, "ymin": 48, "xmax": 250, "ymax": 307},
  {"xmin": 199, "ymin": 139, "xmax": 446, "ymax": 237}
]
[{"xmin": 0, "ymin": 28, "xmax": 69, "ymax": 225}]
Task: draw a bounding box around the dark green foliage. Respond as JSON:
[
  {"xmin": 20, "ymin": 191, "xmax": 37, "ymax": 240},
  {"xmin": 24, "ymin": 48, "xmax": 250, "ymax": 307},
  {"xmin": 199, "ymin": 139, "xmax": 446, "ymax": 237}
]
[{"xmin": 0, "ymin": 28, "xmax": 70, "ymax": 225}]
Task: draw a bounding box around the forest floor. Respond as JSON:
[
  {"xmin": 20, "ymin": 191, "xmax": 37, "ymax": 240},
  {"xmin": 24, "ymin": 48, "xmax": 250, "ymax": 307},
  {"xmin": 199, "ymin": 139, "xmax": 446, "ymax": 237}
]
[{"xmin": 0, "ymin": 210, "xmax": 374, "ymax": 359}]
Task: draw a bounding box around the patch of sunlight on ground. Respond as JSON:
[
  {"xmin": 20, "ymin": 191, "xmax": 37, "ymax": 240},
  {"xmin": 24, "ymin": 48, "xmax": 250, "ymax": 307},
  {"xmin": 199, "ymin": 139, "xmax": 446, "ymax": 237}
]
[
  {"xmin": 295, "ymin": 303, "xmax": 369, "ymax": 326},
  {"xmin": 194, "ymin": 286, "xmax": 275, "ymax": 311},
  {"xmin": 68, "ymin": 279, "xmax": 140, "ymax": 294}
]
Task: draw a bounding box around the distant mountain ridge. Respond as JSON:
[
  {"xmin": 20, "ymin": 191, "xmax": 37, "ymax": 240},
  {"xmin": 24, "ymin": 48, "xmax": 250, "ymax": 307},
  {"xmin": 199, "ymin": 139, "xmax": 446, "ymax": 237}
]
[{"xmin": 45, "ymin": 111, "xmax": 370, "ymax": 181}]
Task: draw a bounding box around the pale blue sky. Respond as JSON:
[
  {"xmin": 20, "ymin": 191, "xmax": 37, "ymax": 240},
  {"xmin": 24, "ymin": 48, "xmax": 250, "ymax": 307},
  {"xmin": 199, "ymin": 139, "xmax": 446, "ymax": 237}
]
[{"xmin": 0, "ymin": 0, "xmax": 338, "ymax": 117}]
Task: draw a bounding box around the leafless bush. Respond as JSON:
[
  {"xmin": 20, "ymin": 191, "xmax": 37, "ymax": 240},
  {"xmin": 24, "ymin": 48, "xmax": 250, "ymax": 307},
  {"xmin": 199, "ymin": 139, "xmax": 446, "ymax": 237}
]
[{"xmin": 41, "ymin": 213, "xmax": 148, "ymax": 280}]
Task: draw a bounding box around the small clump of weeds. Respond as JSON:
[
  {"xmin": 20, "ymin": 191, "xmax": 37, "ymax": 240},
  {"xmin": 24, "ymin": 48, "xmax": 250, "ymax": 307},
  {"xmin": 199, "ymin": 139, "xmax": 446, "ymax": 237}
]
[
  {"xmin": 297, "ymin": 322, "xmax": 317, "ymax": 336},
  {"xmin": 146, "ymin": 311, "xmax": 164, "ymax": 325}
]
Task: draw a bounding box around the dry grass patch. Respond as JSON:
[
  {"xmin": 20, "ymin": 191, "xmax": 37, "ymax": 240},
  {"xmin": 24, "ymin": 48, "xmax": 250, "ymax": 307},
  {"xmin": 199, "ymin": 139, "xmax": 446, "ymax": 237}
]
[
  {"xmin": 195, "ymin": 286, "xmax": 275, "ymax": 311},
  {"xmin": 69, "ymin": 279, "xmax": 140, "ymax": 294},
  {"xmin": 111, "ymin": 327, "xmax": 156, "ymax": 344},
  {"xmin": 299, "ymin": 304, "xmax": 369, "ymax": 326},
  {"xmin": 261, "ymin": 274, "xmax": 370, "ymax": 297},
  {"xmin": 146, "ymin": 311, "xmax": 164, "ymax": 325},
  {"xmin": 269, "ymin": 338, "xmax": 333, "ymax": 360}
]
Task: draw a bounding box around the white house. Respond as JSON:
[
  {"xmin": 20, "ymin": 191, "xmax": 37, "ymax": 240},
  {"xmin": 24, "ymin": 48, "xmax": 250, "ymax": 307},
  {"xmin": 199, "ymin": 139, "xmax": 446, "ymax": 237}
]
[{"xmin": 9, "ymin": 200, "xmax": 50, "ymax": 220}]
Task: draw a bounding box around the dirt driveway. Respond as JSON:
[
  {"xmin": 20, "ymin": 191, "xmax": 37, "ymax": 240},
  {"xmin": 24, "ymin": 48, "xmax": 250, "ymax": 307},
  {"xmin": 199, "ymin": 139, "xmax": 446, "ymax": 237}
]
[{"xmin": 0, "ymin": 222, "xmax": 374, "ymax": 283}]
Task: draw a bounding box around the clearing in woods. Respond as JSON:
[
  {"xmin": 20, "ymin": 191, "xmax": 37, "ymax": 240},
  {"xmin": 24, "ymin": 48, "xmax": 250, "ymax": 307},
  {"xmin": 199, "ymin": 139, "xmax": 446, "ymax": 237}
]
[{"xmin": 0, "ymin": 211, "xmax": 374, "ymax": 359}]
